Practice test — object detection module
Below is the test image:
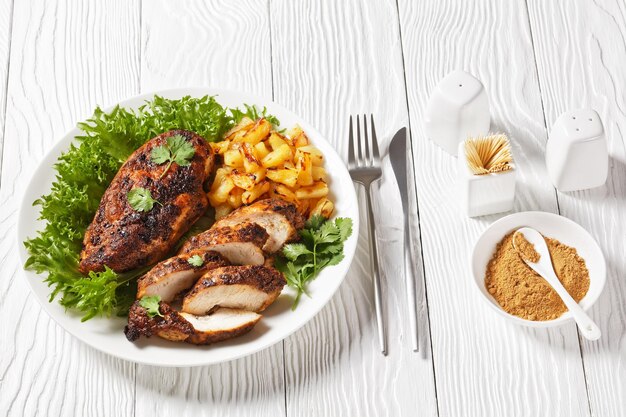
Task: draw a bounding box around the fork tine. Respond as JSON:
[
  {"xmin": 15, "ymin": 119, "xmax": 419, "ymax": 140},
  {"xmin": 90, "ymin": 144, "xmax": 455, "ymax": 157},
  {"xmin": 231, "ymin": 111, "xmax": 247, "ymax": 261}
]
[
  {"xmin": 356, "ymin": 115, "xmax": 364, "ymax": 165},
  {"xmin": 370, "ymin": 114, "xmax": 380, "ymax": 162},
  {"xmin": 348, "ymin": 116, "xmax": 355, "ymax": 167},
  {"xmin": 362, "ymin": 114, "xmax": 371, "ymax": 166}
]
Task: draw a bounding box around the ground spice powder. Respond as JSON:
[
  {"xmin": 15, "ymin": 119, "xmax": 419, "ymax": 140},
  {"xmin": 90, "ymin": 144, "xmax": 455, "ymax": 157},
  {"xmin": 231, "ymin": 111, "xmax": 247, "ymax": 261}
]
[{"xmin": 485, "ymin": 232, "xmax": 590, "ymax": 321}]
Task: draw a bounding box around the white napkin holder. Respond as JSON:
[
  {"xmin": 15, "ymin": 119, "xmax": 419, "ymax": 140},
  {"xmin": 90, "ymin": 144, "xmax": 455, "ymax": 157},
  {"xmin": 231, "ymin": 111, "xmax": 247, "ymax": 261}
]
[
  {"xmin": 545, "ymin": 109, "xmax": 608, "ymax": 192},
  {"xmin": 457, "ymin": 141, "xmax": 516, "ymax": 217},
  {"xmin": 425, "ymin": 70, "xmax": 490, "ymax": 156}
]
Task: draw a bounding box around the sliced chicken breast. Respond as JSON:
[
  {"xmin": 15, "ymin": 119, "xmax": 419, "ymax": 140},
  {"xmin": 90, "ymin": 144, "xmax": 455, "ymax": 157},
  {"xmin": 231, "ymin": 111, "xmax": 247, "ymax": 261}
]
[
  {"xmin": 182, "ymin": 265, "xmax": 286, "ymax": 315},
  {"xmin": 136, "ymin": 251, "xmax": 228, "ymax": 302},
  {"xmin": 214, "ymin": 198, "xmax": 305, "ymax": 253},
  {"xmin": 178, "ymin": 222, "xmax": 268, "ymax": 265},
  {"xmin": 124, "ymin": 301, "xmax": 260, "ymax": 345},
  {"xmin": 180, "ymin": 309, "xmax": 261, "ymax": 345}
]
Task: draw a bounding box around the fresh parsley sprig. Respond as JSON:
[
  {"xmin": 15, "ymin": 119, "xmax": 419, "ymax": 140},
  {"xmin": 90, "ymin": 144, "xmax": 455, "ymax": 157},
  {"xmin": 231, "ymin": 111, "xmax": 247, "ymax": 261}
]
[
  {"xmin": 275, "ymin": 215, "xmax": 353, "ymax": 309},
  {"xmin": 151, "ymin": 134, "xmax": 196, "ymax": 178}
]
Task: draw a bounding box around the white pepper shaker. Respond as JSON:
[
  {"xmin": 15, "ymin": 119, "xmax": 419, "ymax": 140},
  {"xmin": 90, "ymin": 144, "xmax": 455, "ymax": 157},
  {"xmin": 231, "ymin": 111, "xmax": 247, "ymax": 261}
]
[
  {"xmin": 424, "ymin": 70, "xmax": 490, "ymax": 156},
  {"xmin": 545, "ymin": 109, "xmax": 608, "ymax": 192}
]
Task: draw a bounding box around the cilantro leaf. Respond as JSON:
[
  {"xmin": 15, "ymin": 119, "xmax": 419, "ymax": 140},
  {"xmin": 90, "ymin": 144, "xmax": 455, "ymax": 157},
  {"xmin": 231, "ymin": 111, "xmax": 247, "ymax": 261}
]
[
  {"xmin": 276, "ymin": 217, "xmax": 353, "ymax": 309},
  {"xmin": 151, "ymin": 134, "xmax": 196, "ymax": 178},
  {"xmin": 139, "ymin": 295, "xmax": 163, "ymax": 318},
  {"xmin": 282, "ymin": 243, "xmax": 312, "ymax": 261},
  {"xmin": 305, "ymin": 214, "xmax": 326, "ymax": 230},
  {"xmin": 127, "ymin": 187, "xmax": 161, "ymax": 212},
  {"xmin": 150, "ymin": 145, "xmax": 171, "ymax": 164},
  {"xmin": 168, "ymin": 135, "xmax": 195, "ymax": 166},
  {"xmin": 188, "ymin": 254, "xmax": 204, "ymax": 267}
]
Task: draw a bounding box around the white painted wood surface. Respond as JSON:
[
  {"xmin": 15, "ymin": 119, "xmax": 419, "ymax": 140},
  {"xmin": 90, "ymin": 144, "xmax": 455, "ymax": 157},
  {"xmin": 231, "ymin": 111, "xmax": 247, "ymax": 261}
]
[
  {"xmin": 0, "ymin": 1, "xmax": 625, "ymax": 416},
  {"xmin": 0, "ymin": 1, "xmax": 139, "ymax": 416},
  {"xmin": 528, "ymin": 2, "xmax": 626, "ymax": 416},
  {"xmin": 398, "ymin": 1, "xmax": 590, "ymax": 416}
]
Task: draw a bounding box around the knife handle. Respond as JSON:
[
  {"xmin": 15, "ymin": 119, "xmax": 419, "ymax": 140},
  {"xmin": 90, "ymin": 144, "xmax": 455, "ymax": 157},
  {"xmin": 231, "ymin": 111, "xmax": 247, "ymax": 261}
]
[{"xmin": 404, "ymin": 222, "xmax": 419, "ymax": 352}]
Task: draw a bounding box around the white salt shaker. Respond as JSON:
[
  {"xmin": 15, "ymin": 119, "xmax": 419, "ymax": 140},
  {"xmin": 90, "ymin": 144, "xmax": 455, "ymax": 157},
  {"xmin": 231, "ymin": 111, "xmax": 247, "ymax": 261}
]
[
  {"xmin": 457, "ymin": 141, "xmax": 516, "ymax": 217},
  {"xmin": 424, "ymin": 70, "xmax": 490, "ymax": 156},
  {"xmin": 545, "ymin": 109, "xmax": 608, "ymax": 192}
]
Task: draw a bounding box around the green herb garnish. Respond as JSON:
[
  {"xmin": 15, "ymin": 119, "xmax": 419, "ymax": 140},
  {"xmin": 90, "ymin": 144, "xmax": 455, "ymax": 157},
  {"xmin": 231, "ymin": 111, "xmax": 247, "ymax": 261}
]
[
  {"xmin": 127, "ymin": 187, "xmax": 161, "ymax": 212},
  {"xmin": 139, "ymin": 295, "xmax": 163, "ymax": 318},
  {"xmin": 187, "ymin": 254, "xmax": 204, "ymax": 267},
  {"xmin": 275, "ymin": 215, "xmax": 353, "ymax": 309},
  {"xmin": 151, "ymin": 134, "xmax": 196, "ymax": 178}
]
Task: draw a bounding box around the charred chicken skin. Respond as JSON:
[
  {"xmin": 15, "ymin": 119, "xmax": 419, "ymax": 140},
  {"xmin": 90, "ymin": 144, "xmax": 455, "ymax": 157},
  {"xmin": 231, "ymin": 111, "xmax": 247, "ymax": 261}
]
[
  {"xmin": 182, "ymin": 265, "xmax": 287, "ymax": 315},
  {"xmin": 79, "ymin": 130, "xmax": 214, "ymax": 274},
  {"xmin": 178, "ymin": 222, "xmax": 269, "ymax": 265},
  {"xmin": 214, "ymin": 198, "xmax": 305, "ymax": 252},
  {"xmin": 136, "ymin": 250, "xmax": 228, "ymax": 302},
  {"xmin": 125, "ymin": 300, "xmax": 261, "ymax": 345}
]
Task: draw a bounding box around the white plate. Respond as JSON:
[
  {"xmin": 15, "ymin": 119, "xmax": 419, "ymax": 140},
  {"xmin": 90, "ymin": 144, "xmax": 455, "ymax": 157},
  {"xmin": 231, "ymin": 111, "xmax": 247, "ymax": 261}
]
[
  {"xmin": 470, "ymin": 211, "xmax": 605, "ymax": 327},
  {"xmin": 17, "ymin": 88, "xmax": 359, "ymax": 367}
]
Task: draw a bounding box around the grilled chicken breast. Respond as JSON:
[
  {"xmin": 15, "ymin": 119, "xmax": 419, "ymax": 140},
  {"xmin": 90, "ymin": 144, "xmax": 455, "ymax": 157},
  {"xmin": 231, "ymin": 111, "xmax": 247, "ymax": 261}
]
[
  {"xmin": 178, "ymin": 222, "xmax": 268, "ymax": 265},
  {"xmin": 214, "ymin": 198, "xmax": 305, "ymax": 253},
  {"xmin": 79, "ymin": 130, "xmax": 214, "ymax": 274},
  {"xmin": 182, "ymin": 265, "xmax": 286, "ymax": 315},
  {"xmin": 136, "ymin": 250, "xmax": 228, "ymax": 302},
  {"xmin": 125, "ymin": 300, "xmax": 260, "ymax": 345}
]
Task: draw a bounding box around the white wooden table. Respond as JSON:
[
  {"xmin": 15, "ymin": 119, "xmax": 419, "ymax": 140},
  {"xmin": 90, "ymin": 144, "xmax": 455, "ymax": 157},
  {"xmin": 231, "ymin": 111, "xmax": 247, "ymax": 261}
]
[{"xmin": 1, "ymin": 1, "xmax": 625, "ymax": 416}]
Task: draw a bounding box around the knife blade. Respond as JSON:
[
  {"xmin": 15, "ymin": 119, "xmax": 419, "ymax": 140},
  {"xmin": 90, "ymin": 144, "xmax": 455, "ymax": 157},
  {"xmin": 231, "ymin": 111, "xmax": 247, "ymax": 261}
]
[{"xmin": 388, "ymin": 127, "xmax": 419, "ymax": 352}]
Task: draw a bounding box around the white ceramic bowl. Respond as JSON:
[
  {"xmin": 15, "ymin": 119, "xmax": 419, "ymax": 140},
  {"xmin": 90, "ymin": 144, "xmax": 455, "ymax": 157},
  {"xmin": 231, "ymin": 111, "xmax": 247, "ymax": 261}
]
[
  {"xmin": 17, "ymin": 88, "xmax": 359, "ymax": 366},
  {"xmin": 471, "ymin": 211, "xmax": 606, "ymax": 327}
]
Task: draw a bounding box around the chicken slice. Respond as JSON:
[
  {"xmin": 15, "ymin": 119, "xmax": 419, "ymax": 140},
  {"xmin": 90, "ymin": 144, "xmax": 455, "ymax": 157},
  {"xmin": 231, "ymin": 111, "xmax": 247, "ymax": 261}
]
[
  {"xmin": 214, "ymin": 198, "xmax": 305, "ymax": 253},
  {"xmin": 178, "ymin": 222, "xmax": 268, "ymax": 265},
  {"xmin": 182, "ymin": 265, "xmax": 286, "ymax": 315},
  {"xmin": 124, "ymin": 300, "xmax": 260, "ymax": 345},
  {"xmin": 136, "ymin": 251, "xmax": 228, "ymax": 302},
  {"xmin": 180, "ymin": 310, "xmax": 261, "ymax": 345}
]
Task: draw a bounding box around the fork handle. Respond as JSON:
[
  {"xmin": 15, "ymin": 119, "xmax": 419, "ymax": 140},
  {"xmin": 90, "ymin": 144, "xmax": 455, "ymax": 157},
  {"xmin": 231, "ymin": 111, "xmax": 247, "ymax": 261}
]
[{"xmin": 365, "ymin": 182, "xmax": 387, "ymax": 355}]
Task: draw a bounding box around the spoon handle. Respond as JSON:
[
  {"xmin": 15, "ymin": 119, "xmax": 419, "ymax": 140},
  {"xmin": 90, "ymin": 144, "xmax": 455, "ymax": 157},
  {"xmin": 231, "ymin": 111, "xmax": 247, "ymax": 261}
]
[{"xmin": 539, "ymin": 266, "xmax": 601, "ymax": 340}]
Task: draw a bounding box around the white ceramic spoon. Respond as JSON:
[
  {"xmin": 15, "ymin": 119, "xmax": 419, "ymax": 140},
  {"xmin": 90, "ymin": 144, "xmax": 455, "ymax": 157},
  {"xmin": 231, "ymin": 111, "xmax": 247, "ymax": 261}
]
[{"xmin": 513, "ymin": 227, "xmax": 601, "ymax": 340}]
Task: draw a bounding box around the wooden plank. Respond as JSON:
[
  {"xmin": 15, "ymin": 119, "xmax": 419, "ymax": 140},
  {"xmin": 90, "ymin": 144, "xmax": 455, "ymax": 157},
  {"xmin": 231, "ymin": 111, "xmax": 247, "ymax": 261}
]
[
  {"xmin": 135, "ymin": 2, "xmax": 286, "ymax": 416},
  {"xmin": 397, "ymin": 0, "xmax": 592, "ymax": 416},
  {"xmin": 0, "ymin": 0, "xmax": 13, "ymax": 172},
  {"xmin": 0, "ymin": 1, "xmax": 140, "ymax": 416},
  {"xmin": 527, "ymin": 1, "xmax": 626, "ymax": 416},
  {"xmin": 270, "ymin": 1, "xmax": 439, "ymax": 415}
]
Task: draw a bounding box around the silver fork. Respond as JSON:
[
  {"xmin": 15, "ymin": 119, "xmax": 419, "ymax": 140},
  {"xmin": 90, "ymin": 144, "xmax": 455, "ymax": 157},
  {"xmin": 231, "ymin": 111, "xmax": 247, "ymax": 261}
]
[{"xmin": 348, "ymin": 115, "xmax": 386, "ymax": 355}]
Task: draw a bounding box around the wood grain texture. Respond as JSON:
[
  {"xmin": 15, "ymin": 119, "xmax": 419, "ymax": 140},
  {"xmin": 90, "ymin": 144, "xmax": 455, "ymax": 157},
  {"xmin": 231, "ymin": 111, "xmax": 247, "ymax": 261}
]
[
  {"xmin": 0, "ymin": 1, "xmax": 140, "ymax": 416},
  {"xmin": 270, "ymin": 1, "xmax": 438, "ymax": 416},
  {"xmin": 527, "ymin": 1, "xmax": 626, "ymax": 416},
  {"xmin": 397, "ymin": 0, "xmax": 592, "ymax": 416},
  {"xmin": 136, "ymin": 2, "xmax": 286, "ymax": 417},
  {"xmin": 0, "ymin": 0, "xmax": 12, "ymax": 173}
]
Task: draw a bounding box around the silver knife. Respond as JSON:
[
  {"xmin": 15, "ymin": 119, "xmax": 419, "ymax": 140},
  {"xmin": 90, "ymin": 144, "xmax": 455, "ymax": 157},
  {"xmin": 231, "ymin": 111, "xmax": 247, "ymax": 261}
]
[{"xmin": 388, "ymin": 127, "xmax": 419, "ymax": 352}]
